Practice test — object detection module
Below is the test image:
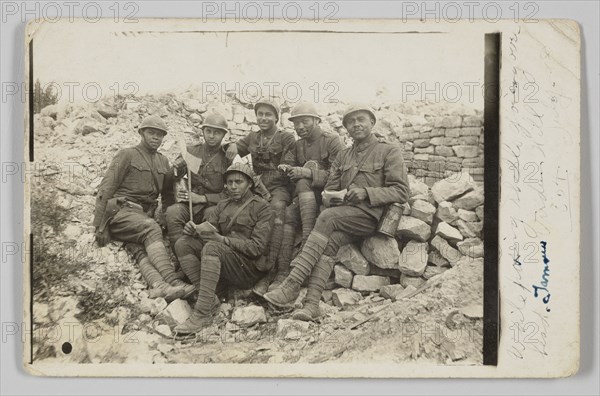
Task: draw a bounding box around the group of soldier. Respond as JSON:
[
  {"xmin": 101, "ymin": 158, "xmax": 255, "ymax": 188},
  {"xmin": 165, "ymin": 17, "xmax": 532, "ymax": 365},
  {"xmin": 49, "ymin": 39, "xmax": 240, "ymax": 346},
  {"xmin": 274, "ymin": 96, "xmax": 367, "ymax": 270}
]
[{"xmin": 93, "ymin": 98, "xmax": 410, "ymax": 335}]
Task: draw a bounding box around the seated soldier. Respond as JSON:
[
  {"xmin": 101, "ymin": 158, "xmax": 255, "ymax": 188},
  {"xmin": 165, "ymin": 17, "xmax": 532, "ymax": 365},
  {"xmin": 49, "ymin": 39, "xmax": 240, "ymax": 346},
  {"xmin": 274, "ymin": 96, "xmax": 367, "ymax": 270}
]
[
  {"xmin": 252, "ymin": 101, "xmax": 344, "ymax": 296},
  {"xmin": 93, "ymin": 115, "xmax": 195, "ymax": 299},
  {"xmin": 226, "ymin": 98, "xmax": 296, "ymax": 276},
  {"xmin": 263, "ymin": 104, "xmax": 410, "ymax": 321},
  {"xmin": 166, "ymin": 113, "xmax": 231, "ymax": 247},
  {"xmin": 173, "ymin": 163, "xmax": 274, "ymax": 334}
]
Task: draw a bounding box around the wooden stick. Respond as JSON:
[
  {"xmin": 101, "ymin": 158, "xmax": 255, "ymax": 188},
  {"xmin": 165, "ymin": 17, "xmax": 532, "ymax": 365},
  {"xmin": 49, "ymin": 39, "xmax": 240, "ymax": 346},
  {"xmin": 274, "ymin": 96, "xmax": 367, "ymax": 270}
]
[{"xmin": 187, "ymin": 166, "xmax": 193, "ymax": 217}]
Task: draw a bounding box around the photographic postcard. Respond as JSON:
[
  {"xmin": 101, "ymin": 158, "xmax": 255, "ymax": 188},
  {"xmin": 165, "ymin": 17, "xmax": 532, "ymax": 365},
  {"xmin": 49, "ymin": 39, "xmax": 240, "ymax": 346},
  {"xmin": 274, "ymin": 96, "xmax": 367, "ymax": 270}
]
[{"xmin": 22, "ymin": 17, "xmax": 579, "ymax": 378}]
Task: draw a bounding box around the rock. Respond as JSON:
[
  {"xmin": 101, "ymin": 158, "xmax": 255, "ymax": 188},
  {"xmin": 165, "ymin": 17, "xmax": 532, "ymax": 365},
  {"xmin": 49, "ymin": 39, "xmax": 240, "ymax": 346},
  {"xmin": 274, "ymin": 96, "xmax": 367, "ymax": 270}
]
[
  {"xmin": 436, "ymin": 201, "xmax": 458, "ymax": 224},
  {"xmin": 430, "ymin": 235, "xmax": 462, "ymax": 266},
  {"xmin": 63, "ymin": 224, "xmax": 82, "ymax": 240},
  {"xmin": 155, "ymin": 324, "xmax": 173, "ymax": 337},
  {"xmin": 334, "ymin": 265, "xmax": 354, "ymax": 288},
  {"xmin": 294, "ymin": 288, "xmax": 308, "ymax": 309},
  {"xmin": 475, "ymin": 205, "xmax": 484, "ymax": 221},
  {"xmin": 336, "ymin": 244, "xmax": 370, "ymax": 275},
  {"xmin": 423, "ymin": 265, "xmax": 446, "ymax": 279},
  {"xmin": 452, "ymin": 187, "xmax": 484, "ymax": 210},
  {"xmin": 428, "ymin": 250, "xmax": 450, "ymax": 267},
  {"xmin": 351, "ymin": 275, "xmax": 390, "ymax": 292},
  {"xmin": 466, "ymin": 221, "xmax": 484, "ymax": 237},
  {"xmin": 276, "ymin": 319, "xmax": 311, "ymax": 341},
  {"xmin": 456, "ymin": 219, "xmax": 477, "ymax": 238},
  {"xmin": 183, "ymin": 98, "xmax": 202, "ymax": 112},
  {"xmin": 76, "ymin": 118, "xmax": 104, "ymax": 135},
  {"xmin": 150, "ymin": 298, "xmax": 168, "ymax": 316},
  {"xmin": 452, "ymin": 145, "xmax": 479, "ymax": 158},
  {"xmin": 369, "ymin": 265, "xmax": 402, "ymax": 279},
  {"xmin": 331, "ymin": 289, "xmax": 362, "ymax": 308},
  {"xmin": 139, "ymin": 298, "xmax": 154, "ymax": 314},
  {"xmin": 396, "ymin": 216, "xmax": 431, "ymax": 242},
  {"xmin": 408, "ymin": 175, "xmax": 430, "ymax": 198},
  {"xmin": 231, "ymin": 305, "xmax": 266, "ymax": 327},
  {"xmin": 398, "ymin": 241, "xmax": 428, "ymax": 276},
  {"xmin": 435, "ymin": 222, "xmax": 464, "ymax": 243},
  {"xmin": 431, "ymin": 172, "xmax": 474, "ymax": 203},
  {"xmin": 457, "ymin": 209, "xmax": 479, "ymax": 222},
  {"xmin": 461, "ymin": 304, "xmax": 484, "ymax": 319},
  {"xmin": 400, "ymin": 273, "xmax": 425, "ymax": 288},
  {"xmin": 457, "ymin": 238, "xmax": 484, "ymax": 258},
  {"xmin": 156, "ymin": 299, "xmax": 192, "ymax": 326},
  {"xmin": 410, "ymin": 200, "xmax": 435, "ymax": 224},
  {"xmin": 360, "ymin": 235, "xmax": 400, "ymax": 269},
  {"xmin": 435, "ymin": 116, "xmax": 462, "ymax": 128},
  {"xmin": 157, "ymin": 344, "xmax": 174, "ymax": 354},
  {"xmin": 397, "ymin": 285, "xmax": 418, "ymax": 299},
  {"xmin": 97, "ymin": 106, "xmax": 118, "ymax": 119},
  {"xmin": 379, "ymin": 284, "xmax": 405, "ymax": 301},
  {"xmin": 40, "ymin": 104, "xmax": 58, "ymax": 119}
]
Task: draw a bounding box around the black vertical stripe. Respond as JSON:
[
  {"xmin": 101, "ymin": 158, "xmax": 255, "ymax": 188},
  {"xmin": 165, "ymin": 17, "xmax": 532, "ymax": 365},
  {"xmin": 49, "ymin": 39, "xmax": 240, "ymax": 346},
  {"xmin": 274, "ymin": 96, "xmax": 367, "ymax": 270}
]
[{"xmin": 483, "ymin": 33, "xmax": 501, "ymax": 366}]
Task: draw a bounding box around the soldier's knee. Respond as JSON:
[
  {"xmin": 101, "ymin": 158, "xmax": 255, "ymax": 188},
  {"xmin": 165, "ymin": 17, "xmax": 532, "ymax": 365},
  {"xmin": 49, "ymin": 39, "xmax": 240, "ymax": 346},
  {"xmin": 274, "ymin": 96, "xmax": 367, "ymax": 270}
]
[
  {"xmin": 174, "ymin": 236, "xmax": 193, "ymax": 257},
  {"xmin": 202, "ymin": 241, "xmax": 223, "ymax": 257},
  {"xmin": 295, "ymin": 178, "xmax": 312, "ymax": 193},
  {"xmin": 271, "ymin": 199, "xmax": 287, "ymax": 212},
  {"xmin": 144, "ymin": 219, "xmax": 163, "ymax": 243}
]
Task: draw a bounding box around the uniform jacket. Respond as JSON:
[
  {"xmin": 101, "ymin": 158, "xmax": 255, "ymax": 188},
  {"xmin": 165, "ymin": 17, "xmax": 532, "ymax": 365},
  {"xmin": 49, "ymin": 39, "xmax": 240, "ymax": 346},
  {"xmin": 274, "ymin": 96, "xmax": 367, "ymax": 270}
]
[
  {"xmin": 324, "ymin": 134, "xmax": 410, "ymax": 220},
  {"xmin": 174, "ymin": 143, "xmax": 231, "ymax": 205},
  {"xmin": 93, "ymin": 143, "xmax": 175, "ymax": 227},
  {"xmin": 282, "ymin": 126, "xmax": 345, "ymax": 188},
  {"xmin": 235, "ymin": 126, "xmax": 296, "ymax": 189},
  {"xmin": 206, "ymin": 190, "xmax": 274, "ymax": 259}
]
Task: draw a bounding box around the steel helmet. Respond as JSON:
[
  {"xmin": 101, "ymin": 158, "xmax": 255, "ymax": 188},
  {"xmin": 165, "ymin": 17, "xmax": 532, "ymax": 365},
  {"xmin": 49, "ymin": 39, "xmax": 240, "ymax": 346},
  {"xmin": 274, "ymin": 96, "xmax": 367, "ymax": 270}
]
[
  {"xmin": 201, "ymin": 113, "xmax": 229, "ymax": 134},
  {"xmin": 288, "ymin": 101, "xmax": 321, "ymax": 122},
  {"xmin": 254, "ymin": 97, "xmax": 280, "ymax": 121},
  {"xmin": 342, "ymin": 104, "xmax": 377, "ymax": 128},
  {"xmin": 138, "ymin": 115, "xmax": 168, "ymax": 135},
  {"xmin": 224, "ymin": 163, "xmax": 255, "ymax": 187}
]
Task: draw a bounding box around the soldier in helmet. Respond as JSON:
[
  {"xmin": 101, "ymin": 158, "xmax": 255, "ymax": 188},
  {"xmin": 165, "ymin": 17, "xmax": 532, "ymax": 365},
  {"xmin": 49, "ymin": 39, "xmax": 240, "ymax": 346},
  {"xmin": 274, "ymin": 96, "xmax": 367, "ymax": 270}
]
[
  {"xmin": 226, "ymin": 98, "xmax": 296, "ymax": 275},
  {"xmin": 167, "ymin": 112, "xmax": 232, "ymax": 248},
  {"xmin": 263, "ymin": 104, "xmax": 410, "ymax": 321},
  {"xmin": 252, "ymin": 101, "xmax": 345, "ymax": 296},
  {"xmin": 93, "ymin": 115, "xmax": 195, "ymax": 301},
  {"xmin": 174, "ymin": 163, "xmax": 274, "ymax": 334}
]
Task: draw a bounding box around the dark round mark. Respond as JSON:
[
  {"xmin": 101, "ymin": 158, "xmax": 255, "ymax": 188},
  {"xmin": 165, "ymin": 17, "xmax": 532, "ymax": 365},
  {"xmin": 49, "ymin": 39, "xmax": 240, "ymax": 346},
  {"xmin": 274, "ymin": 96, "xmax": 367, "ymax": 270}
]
[{"xmin": 61, "ymin": 342, "xmax": 72, "ymax": 354}]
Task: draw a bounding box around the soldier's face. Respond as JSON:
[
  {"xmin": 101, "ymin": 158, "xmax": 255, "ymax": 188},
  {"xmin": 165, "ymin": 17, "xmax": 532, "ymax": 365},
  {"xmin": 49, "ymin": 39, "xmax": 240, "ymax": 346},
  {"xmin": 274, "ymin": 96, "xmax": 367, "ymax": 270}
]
[
  {"xmin": 226, "ymin": 172, "xmax": 252, "ymax": 201},
  {"xmin": 140, "ymin": 128, "xmax": 165, "ymax": 151},
  {"xmin": 203, "ymin": 127, "xmax": 226, "ymax": 148},
  {"xmin": 255, "ymin": 105, "xmax": 277, "ymax": 132},
  {"xmin": 345, "ymin": 111, "xmax": 374, "ymax": 142},
  {"xmin": 292, "ymin": 116, "xmax": 319, "ymax": 139}
]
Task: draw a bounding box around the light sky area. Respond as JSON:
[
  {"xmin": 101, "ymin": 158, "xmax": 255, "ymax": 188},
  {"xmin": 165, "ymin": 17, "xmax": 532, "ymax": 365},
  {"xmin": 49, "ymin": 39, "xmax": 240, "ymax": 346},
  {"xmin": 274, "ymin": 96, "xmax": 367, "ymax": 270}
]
[{"xmin": 33, "ymin": 20, "xmax": 484, "ymax": 108}]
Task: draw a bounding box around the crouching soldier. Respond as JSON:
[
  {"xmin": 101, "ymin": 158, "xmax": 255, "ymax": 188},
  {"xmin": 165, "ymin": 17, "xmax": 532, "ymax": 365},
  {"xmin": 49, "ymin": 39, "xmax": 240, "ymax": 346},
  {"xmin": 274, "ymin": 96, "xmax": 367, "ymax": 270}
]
[
  {"xmin": 93, "ymin": 115, "xmax": 195, "ymax": 300},
  {"xmin": 166, "ymin": 113, "xmax": 232, "ymax": 247},
  {"xmin": 174, "ymin": 163, "xmax": 274, "ymax": 334},
  {"xmin": 253, "ymin": 101, "xmax": 344, "ymax": 295},
  {"xmin": 263, "ymin": 104, "xmax": 410, "ymax": 321},
  {"xmin": 226, "ymin": 98, "xmax": 296, "ymax": 275}
]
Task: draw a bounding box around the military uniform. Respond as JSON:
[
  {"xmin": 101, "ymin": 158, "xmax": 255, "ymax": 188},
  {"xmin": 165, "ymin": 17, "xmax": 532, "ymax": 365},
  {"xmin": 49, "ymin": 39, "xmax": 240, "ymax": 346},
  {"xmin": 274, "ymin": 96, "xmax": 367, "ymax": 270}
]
[
  {"xmin": 166, "ymin": 143, "xmax": 231, "ymax": 244},
  {"xmin": 235, "ymin": 126, "xmax": 296, "ymax": 270},
  {"xmin": 93, "ymin": 143, "xmax": 188, "ymax": 289},
  {"xmin": 264, "ymin": 133, "xmax": 411, "ymax": 317},
  {"xmin": 282, "ymin": 126, "xmax": 344, "ymax": 228}
]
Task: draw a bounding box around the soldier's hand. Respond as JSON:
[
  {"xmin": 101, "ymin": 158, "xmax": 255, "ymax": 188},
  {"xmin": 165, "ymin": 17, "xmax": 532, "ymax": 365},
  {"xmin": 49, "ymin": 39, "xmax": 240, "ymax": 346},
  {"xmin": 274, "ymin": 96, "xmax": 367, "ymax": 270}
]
[
  {"xmin": 225, "ymin": 143, "xmax": 238, "ymax": 161},
  {"xmin": 328, "ymin": 197, "xmax": 345, "ymax": 207},
  {"xmin": 288, "ymin": 167, "xmax": 311, "ymax": 181},
  {"xmin": 278, "ymin": 164, "xmax": 292, "ymax": 173},
  {"xmin": 200, "ymin": 231, "xmax": 225, "ymax": 244},
  {"xmin": 95, "ymin": 227, "xmax": 110, "ymax": 247},
  {"xmin": 183, "ymin": 221, "xmax": 197, "ymax": 236},
  {"xmin": 172, "ymin": 156, "xmax": 186, "ymax": 175},
  {"xmin": 346, "ymin": 188, "xmax": 368, "ymax": 204},
  {"xmin": 189, "ymin": 192, "xmax": 208, "ymax": 204}
]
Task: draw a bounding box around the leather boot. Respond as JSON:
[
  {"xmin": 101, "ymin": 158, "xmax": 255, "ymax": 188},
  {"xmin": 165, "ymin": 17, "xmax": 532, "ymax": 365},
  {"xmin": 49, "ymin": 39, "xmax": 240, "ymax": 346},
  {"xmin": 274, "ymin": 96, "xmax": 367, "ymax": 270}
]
[
  {"xmin": 262, "ymin": 276, "xmax": 302, "ymax": 308},
  {"xmin": 291, "ymin": 255, "xmax": 336, "ymax": 322},
  {"xmin": 174, "ymin": 295, "xmax": 220, "ymax": 335}
]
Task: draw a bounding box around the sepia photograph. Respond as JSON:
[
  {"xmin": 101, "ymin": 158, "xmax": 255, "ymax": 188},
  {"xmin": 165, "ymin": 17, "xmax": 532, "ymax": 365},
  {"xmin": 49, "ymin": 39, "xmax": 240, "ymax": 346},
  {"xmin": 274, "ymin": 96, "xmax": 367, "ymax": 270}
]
[{"xmin": 20, "ymin": 16, "xmax": 581, "ymax": 379}]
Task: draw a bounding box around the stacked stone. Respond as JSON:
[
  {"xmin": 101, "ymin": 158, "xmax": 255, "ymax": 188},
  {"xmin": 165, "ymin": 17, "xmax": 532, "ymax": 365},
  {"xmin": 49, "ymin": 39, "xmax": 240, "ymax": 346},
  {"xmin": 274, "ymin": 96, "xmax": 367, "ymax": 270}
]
[
  {"xmin": 396, "ymin": 115, "xmax": 485, "ymax": 186},
  {"xmin": 330, "ymin": 172, "xmax": 484, "ymax": 302}
]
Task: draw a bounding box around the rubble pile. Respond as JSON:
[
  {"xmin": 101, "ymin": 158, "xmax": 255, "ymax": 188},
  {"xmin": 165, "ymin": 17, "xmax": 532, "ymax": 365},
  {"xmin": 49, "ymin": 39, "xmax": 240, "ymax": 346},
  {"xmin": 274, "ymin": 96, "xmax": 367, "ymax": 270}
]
[{"xmin": 31, "ymin": 91, "xmax": 484, "ymax": 365}]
